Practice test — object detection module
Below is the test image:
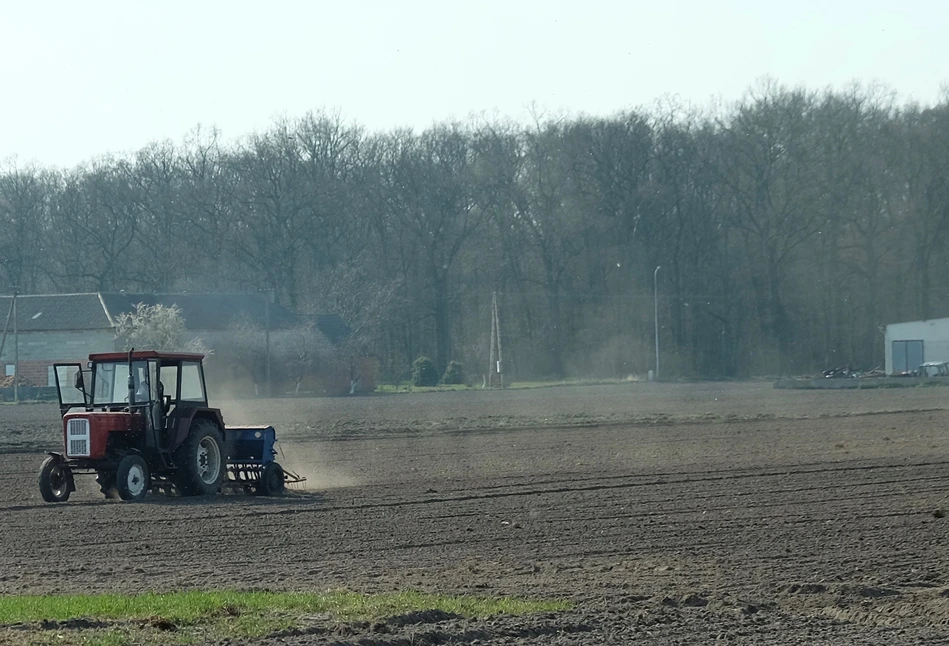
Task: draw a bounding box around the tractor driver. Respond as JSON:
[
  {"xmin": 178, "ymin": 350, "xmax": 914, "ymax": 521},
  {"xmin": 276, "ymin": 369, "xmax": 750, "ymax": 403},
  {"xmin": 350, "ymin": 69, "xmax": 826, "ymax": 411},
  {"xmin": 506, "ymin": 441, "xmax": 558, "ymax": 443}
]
[{"xmin": 133, "ymin": 369, "xmax": 151, "ymax": 402}]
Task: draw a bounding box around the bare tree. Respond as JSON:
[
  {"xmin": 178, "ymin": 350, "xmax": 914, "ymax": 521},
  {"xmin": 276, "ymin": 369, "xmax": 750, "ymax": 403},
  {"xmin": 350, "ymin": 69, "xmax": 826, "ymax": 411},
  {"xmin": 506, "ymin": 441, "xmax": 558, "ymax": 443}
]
[
  {"xmin": 0, "ymin": 159, "xmax": 50, "ymax": 293},
  {"xmin": 715, "ymin": 81, "xmax": 821, "ymax": 372},
  {"xmin": 378, "ymin": 125, "xmax": 491, "ymax": 372},
  {"xmin": 47, "ymin": 161, "xmax": 141, "ymax": 292}
]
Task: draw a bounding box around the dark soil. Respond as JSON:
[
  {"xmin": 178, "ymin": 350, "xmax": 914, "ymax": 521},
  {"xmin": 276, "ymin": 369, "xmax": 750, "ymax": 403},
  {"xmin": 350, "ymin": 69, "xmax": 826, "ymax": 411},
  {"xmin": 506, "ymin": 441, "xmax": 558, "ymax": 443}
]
[{"xmin": 2, "ymin": 382, "xmax": 949, "ymax": 644}]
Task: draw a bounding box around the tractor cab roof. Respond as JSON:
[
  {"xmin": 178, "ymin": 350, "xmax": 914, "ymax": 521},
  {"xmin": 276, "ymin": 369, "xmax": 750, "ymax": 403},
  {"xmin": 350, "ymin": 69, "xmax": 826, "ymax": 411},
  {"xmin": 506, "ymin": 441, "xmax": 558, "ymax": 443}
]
[{"xmin": 88, "ymin": 351, "xmax": 205, "ymax": 363}]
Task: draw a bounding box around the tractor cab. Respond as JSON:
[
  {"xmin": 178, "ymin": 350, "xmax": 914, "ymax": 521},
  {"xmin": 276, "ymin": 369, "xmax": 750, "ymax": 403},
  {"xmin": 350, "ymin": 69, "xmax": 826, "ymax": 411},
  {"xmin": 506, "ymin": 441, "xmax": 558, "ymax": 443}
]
[
  {"xmin": 56, "ymin": 350, "xmax": 208, "ymax": 416},
  {"xmin": 54, "ymin": 350, "xmax": 213, "ymax": 455}
]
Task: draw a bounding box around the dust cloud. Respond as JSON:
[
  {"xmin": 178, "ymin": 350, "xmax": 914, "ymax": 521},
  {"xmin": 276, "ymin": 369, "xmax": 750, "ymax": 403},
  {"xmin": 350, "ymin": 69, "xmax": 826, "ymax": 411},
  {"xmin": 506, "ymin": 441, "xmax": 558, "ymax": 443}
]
[
  {"xmin": 273, "ymin": 442, "xmax": 361, "ymax": 491},
  {"xmin": 213, "ymin": 390, "xmax": 362, "ymax": 492}
]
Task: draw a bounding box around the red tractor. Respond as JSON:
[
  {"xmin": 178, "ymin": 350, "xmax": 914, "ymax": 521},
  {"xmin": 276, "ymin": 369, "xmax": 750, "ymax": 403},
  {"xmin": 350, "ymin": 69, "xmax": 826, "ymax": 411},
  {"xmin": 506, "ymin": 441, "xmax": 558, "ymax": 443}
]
[{"xmin": 38, "ymin": 349, "xmax": 301, "ymax": 502}]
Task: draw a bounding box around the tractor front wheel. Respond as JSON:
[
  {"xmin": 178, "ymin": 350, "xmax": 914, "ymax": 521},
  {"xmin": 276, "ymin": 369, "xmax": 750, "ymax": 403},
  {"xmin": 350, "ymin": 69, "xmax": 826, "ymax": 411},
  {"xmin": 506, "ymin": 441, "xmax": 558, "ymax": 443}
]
[
  {"xmin": 38, "ymin": 456, "xmax": 73, "ymax": 503},
  {"xmin": 259, "ymin": 462, "xmax": 285, "ymax": 496},
  {"xmin": 174, "ymin": 421, "xmax": 225, "ymax": 496},
  {"xmin": 116, "ymin": 454, "xmax": 150, "ymax": 501}
]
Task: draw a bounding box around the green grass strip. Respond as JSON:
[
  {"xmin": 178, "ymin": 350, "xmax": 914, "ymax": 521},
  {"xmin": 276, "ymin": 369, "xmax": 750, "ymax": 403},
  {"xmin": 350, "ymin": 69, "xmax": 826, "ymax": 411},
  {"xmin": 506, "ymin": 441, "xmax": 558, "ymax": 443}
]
[{"xmin": 0, "ymin": 590, "xmax": 571, "ymax": 626}]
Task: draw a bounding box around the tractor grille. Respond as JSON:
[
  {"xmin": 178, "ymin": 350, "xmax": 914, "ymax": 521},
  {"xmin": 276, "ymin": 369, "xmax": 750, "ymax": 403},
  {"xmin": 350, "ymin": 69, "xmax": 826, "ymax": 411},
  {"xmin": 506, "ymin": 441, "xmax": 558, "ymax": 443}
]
[{"xmin": 66, "ymin": 418, "xmax": 90, "ymax": 457}]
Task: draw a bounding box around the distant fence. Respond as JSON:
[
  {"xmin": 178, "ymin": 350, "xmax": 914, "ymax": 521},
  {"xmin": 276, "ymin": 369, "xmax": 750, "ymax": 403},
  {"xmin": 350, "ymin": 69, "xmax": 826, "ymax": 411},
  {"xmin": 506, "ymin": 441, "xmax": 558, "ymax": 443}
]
[{"xmin": 0, "ymin": 386, "xmax": 58, "ymax": 401}]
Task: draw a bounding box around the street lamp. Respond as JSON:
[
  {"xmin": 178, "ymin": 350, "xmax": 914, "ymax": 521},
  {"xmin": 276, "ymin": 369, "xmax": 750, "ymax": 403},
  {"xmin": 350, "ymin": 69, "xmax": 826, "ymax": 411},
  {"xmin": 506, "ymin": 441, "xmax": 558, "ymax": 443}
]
[{"xmin": 653, "ymin": 266, "xmax": 660, "ymax": 381}]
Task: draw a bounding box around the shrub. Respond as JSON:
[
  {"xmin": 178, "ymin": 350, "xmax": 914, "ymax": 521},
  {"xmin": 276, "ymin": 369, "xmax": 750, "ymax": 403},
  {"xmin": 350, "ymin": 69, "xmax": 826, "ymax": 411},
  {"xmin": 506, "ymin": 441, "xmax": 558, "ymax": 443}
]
[
  {"xmin": 113, "ymin": 302, "xmax": 210, "ymax": 355},
  {"xmin": 443, "ymin": 361, "xmax": 464, "ymax": 385},
  {"xmin": 412, "ymin": 356, "xmax": 439, "ymax": 387}
]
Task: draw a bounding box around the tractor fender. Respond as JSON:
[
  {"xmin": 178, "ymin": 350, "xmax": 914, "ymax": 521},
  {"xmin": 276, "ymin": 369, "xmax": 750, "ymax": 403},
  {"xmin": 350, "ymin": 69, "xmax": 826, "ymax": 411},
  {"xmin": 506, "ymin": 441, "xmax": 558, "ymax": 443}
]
[{"xmin": 171, "ymin": 408, "xmax": 225, "ymax": 450}]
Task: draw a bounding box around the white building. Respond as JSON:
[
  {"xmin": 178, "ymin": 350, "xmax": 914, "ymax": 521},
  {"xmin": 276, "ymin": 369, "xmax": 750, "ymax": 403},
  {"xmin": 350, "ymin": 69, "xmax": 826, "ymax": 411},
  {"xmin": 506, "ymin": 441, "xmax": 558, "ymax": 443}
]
[{"xmin": 884, "ymin": 317, "xmax": 949, "ymax": 374}]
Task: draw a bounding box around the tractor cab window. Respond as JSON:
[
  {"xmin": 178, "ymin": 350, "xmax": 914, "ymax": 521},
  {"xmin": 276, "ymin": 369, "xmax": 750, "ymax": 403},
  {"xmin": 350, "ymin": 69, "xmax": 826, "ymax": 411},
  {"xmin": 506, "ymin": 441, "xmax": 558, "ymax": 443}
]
[
  {"xmin": 180, "ymin": 361, "xmax": 206, "ymax": 403},
  {"xmin": 160, "ymin": 364, "xmax": 179, "ymax": 398},
  {"xmin": 92, "ymin": 361, "xmax": 156, "ymax": 405}
]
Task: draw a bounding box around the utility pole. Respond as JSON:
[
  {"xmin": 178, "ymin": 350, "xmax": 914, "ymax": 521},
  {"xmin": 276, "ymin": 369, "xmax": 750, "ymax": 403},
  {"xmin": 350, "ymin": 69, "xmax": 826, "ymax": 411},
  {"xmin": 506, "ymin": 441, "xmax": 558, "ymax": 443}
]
[
  {"xmin": 12, "ymin": 287, "xmax": 18, "ymax": 403},
  {"xmin": 653, "ymin": 266, "xmax": 661, "ymax": 382},
  {"xmin": 487, "ymin": 293, "xmax": 497, "ymax": 388},
  {"xmin": 494, "ymin": 292, "xmax": 504, "ymax": 389},
  {"xmin": 486, "ymin": 292, "xmax": 505, "ymax": 388}
]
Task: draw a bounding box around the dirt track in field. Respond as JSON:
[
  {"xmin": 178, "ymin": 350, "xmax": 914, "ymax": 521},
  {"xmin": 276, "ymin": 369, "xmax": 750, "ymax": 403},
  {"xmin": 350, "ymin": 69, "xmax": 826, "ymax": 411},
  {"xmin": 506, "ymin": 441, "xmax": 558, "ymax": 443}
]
[{"xmin": 2, "ymin": 382, "xmax": 949, "ymax": 644}]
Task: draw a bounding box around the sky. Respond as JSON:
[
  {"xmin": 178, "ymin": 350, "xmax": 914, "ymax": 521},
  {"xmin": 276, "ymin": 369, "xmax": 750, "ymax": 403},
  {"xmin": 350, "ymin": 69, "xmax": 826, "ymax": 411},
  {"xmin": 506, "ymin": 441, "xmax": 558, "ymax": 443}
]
[{"xmin": 0, "ymin": 0, "xmax": 946, "ymax": 168}]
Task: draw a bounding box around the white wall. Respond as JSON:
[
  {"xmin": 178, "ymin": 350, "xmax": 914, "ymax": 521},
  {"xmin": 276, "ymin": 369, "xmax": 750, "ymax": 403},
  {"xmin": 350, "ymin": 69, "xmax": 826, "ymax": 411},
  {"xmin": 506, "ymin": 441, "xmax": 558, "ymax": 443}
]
[{"xmin": 884, "ymin": 318, "xmax": 949, "ymax": 374}]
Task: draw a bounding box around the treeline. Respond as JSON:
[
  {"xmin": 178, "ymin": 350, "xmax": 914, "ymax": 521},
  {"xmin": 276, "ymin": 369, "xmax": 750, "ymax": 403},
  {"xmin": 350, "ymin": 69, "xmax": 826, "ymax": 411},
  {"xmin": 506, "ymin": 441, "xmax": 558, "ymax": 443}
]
[{"xmin": 2, "ymin": 80, "xmax": 948, "ymax": 380}]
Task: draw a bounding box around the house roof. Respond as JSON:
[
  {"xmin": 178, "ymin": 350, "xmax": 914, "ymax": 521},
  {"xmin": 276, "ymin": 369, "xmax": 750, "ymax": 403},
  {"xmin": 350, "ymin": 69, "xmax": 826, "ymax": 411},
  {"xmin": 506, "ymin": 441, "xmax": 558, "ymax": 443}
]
[
  {"xmin": 887, "ymin": 317, "xmax": 949, "ymax": 328},
  {"xmin": 90, "ymin": 351, "xmax": 207, "ymax": 362},
  {"xmin": 100, "ymin": 293, "xmax": 298, "ymax": 330},
  {"xmin": 0, "ymin": 293, "xmax": 350, "ymax": 350},
  {"xmin": 0, "ymin": 294, "xmax": 112, "ymax": 332}
]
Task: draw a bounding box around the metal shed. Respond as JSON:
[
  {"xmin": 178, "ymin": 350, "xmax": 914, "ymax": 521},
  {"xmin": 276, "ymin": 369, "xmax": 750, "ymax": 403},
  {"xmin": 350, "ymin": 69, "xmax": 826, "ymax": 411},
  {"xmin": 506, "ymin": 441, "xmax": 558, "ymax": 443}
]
[{"xmin": 884, "ymin": 317, "xmax": 949, "ymax": 375}]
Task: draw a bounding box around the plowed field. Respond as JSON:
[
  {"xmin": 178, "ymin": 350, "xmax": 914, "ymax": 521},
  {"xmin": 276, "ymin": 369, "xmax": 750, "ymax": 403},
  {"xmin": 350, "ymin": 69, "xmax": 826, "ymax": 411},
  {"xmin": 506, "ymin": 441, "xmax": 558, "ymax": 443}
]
[{"xmin": 2, "ymin": 382, "xmax": 949, "ymax": 644}]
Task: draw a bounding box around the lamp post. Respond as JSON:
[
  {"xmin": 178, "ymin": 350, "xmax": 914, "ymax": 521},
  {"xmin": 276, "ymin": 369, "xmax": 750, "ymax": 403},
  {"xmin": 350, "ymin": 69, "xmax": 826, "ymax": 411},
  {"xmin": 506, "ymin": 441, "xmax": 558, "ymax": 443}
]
[{"xmin": 653, "ymin": 266, "xmax": 660, "ymax": 381}]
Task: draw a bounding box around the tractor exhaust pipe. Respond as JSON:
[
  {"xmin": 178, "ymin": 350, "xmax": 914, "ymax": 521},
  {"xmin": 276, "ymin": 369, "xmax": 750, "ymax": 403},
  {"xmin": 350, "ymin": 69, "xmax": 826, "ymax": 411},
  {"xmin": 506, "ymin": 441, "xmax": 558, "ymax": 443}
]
[{"xmin": 127, "ymin": 347, "xmax": 136, "ymax": 407}]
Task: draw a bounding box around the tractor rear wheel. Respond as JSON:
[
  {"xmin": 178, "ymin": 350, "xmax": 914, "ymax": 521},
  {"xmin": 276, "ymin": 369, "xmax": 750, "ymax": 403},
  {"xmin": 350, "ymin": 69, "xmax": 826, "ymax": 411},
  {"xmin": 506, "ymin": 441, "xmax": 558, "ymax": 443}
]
[
  {"xmin": 38, "ymin": 457, "xmax": 73, "ymax": 503},
  {"xmin": 259, "ymin": 462, "xmax": 285, "ymax": 496},
  {"xmin": 174, "ymin": 421, "xmax": 225, "ymax": 496},
  {"xmin": 116, "ymin": 454, "xmax": 150, "ymax": 501}
]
